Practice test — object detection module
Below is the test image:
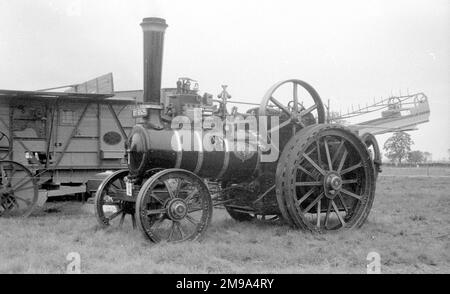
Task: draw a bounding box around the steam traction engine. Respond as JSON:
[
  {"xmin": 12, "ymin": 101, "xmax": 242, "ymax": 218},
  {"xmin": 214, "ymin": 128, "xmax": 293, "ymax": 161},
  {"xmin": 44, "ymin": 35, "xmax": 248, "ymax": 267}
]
[{"xmin": 95, "ymin": 18, "xmax": 377, "ymax": 242}]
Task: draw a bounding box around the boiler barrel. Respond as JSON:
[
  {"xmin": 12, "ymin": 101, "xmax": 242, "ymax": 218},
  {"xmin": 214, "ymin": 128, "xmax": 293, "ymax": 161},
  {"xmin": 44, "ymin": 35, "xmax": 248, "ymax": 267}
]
[{"xmin": 128, "ymin": 125, "xmax": 259, "ymax": 181}]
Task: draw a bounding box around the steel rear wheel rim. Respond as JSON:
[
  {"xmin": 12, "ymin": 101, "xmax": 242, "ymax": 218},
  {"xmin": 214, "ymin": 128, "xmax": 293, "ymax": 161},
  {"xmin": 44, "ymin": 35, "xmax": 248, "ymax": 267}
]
[{"xmin": 277, "ymin": 125, "xmax": 376, "ymax": 233}]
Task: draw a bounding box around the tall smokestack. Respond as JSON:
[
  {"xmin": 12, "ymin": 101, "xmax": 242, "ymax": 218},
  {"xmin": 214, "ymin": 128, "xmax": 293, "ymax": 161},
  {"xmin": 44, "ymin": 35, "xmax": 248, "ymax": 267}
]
[{"xmin": 141, "ymin": 17, "xmax": 168, "ymax": 104}]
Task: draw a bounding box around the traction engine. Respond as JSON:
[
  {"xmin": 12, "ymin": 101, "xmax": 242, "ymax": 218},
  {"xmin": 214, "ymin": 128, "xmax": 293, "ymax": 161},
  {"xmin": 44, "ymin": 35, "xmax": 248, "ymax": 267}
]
[{"xmin": 94, "ymin": 18, "xmax": 377, "ymax": 243}]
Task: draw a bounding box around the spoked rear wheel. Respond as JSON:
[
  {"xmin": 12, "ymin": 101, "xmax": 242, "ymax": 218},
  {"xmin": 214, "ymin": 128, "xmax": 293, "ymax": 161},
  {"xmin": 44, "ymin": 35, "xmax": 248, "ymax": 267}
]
[
  {"xmin": 0, "ymin": 161, "xmax": 38, "ymax": 217},
  {"xmin": 276, "ymin": 125, "xmax": 376, "ymax": 232},
  {"xmin": 94, "ymin": 170, "xmax": 136, "ymax": 229},
  {"xmin": 136, "ymin": 169, "xmax": 213, "ymax": 243}
]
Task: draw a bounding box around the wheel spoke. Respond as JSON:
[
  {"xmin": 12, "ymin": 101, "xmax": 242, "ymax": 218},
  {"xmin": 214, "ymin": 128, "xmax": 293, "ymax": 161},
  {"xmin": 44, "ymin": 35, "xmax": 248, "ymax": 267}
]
[
  {"xmin": 305, "ymin": 145, "xmax": 317, "ymax": 157},
  {"xmin": 175, "ymin": 221, "xmax": 184, "ymax": 240},
  {"xmin": 331, "ymin": 200, "xmax": 346, "ymax": 226},
  {"xmin": 11, "ymin": 177, "xmax": 34, "ymax": 192},
  {"xmin": 331, "ymin": 140, "xmax": 345, "ymax": 165},
  {"xmin": 341, "ymin": 162, "xmax": 362, "ymax": 175},
  {"xmin": 269, "ymin": 118, "xmax": 292, "ymax": 133},
  {"xmin": 185, "ymin": 214, "xmax": 200, "ymax": 225},
  {"xmin": 164, "ymin": 181, "xmax": 175, "ymax": 199},
  {"xmin": 341, "ymin": 188, "xmax": 362, "ymax": 201},
  {"xmin": 13, "ymin": 185, "xmax": 34, "ymax": 193},
  {"xmin": 187, "ymin": 206, "xmax": 203, "ymax": 213},
  {"xmin": 150, "ymin": 193, "xmax": 165, "ymax": 205},
  {"xmin": 174, "ymin": 179, "xmax": 183, "ymax": 198},
  {"xmin": 12, "ymin": 196, "xmax": 31, "ymax": 205},
  {"xmin": 324, "ymin": 138, "xmax": 333, "ymax": 171},
  {"xmin": 337, "ymin": 150, "xmax": 348, "ymax": 173},
  {"xmin": 300, "ymin": 105, "xmax": 317, "ymax": 116},
  {"xmin": 295, "ymin": 181, "xmax": 322, "ymax": 187},
  {"xmin": 337, "ymin": 193, "xmax": 349, "ymax": 214},
  {"xmin": 184, "ymin": 188, "xmax": 198, "ymax": 203},
  {"xmin": 108, "ymin": 209, "xmax": 123, "ymax": 221},
  {"xmin": 342, "ymin": 179, "xmax": 358, "ymax": 184},
  {"xmin": 111, "ymin": 182, "xmax": 121, "ymax": 190},
  {"xmin": 147, "ymin": 208, "xmax": 167, "ymax": 216},
  {"xmin": 303, "ymin": 153, "xmax": 326, "ymax": 175},
  {"xmin": 168, "ymin": 222, "xmax": 176, "ymax": 241},
  {"xmin": 303, "ymin": 192, "xmax": 324, "ymax": 213},
  {"xmin": 316, "ymin": 199, "xmax": 321, "ymax": 228},
  {"xmin": 316, "ymin": 140, "xmax": 322, "ymax": 167},
  {"xmin": 297, "ymin": 166, "xmax": 318, "ymax": 180},
  {"xmin": 270, "ymin": 96, "xmax": 292, "ymax": 116},
  {"xmin": 293, "ymin": 84, "xmax": 299, "ymax": 113},
  {"xmin": 296, "ymin": 188, "xmax": 316, "ymax": 206},
  {"xmin": 7, "ymin": 167, "xmax": 17, "ymax": 186}
]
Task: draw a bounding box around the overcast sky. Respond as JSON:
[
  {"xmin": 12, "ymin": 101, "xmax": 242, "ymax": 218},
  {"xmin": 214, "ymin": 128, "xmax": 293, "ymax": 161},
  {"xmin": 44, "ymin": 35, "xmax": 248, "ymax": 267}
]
[{"xmin": 0, "ymin": 0, "xmax": 449, "ymax": 160}]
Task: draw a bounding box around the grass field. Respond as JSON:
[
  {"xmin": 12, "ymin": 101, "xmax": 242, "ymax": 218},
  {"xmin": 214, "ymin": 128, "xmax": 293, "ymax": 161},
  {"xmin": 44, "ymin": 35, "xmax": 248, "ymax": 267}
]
[
  {"xmin": 381, "ymin": 166, "xmax": 450, "ymax": 177},
  {"xmin": 0, "ymin": 175, "xmax": 449, "ymax": 274}
]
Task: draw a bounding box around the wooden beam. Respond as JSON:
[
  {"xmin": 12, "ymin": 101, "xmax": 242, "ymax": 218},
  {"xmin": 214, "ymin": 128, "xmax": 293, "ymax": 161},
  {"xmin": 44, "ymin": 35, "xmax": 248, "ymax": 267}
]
[{"xmin": 107, "ymin": 103, "xmax": 128, "ymax": 141}]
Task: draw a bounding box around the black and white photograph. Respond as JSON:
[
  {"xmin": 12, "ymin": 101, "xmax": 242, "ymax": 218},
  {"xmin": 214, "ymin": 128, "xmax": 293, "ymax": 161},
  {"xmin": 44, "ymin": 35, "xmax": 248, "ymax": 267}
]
[{"xmin": 0, "ymin": 0, "xmax": 448, "ymax": 278}]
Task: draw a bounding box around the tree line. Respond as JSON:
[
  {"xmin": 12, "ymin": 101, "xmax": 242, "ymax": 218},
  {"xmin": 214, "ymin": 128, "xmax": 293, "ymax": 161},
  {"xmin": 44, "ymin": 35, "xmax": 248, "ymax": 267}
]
[{"xmin": 383, "ymin": 132, "xmax": 433, "ymax": 164}]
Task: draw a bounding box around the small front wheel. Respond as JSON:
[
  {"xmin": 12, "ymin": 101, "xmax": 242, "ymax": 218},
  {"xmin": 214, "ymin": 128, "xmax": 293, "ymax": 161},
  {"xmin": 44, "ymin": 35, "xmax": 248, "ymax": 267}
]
[{"xmin": 135, "ymin": 169, "xmax": 213, "ymax": 243}]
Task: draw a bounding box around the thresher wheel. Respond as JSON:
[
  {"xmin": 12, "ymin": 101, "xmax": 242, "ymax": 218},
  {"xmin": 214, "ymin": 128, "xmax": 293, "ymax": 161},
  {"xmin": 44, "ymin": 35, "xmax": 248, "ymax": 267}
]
[
  {"xmin": 135, "ymin": 169, "xmax": 213, "ymax": 243},
  {"xmin": 276, "ymin": 124, "xmax": 376, "ymax": 232},
  {"xmin": 0, "ymin": 132, "xmax": 11, "ymax": 160},
  {"xmin": 361, "ymin": 133, "xmax": 382, "ymax": 179},
  {"xmin": 94, "ymin": 170, "xmax": 136, "ymax": 228},
  {"xmin": 0, "ymin": 161, "xmax": 38, "ymax": 217},
  {"xmin": 259, "ymin": 79, "xmax": 326, "ymax": 134}
]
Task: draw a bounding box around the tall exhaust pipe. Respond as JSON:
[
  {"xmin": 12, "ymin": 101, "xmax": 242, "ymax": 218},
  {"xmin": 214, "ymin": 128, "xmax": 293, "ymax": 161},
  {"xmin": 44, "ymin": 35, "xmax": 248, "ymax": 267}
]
[{"xmin": 140, "ymin": 17, "xmax": 168, "ymax": 128}]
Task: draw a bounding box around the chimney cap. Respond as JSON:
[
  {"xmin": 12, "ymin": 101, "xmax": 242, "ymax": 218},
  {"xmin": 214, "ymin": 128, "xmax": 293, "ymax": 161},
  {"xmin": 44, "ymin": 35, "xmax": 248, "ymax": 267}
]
[{"xmin": 141, "ymin": 17, "xmax": 168, "ymax": 31}]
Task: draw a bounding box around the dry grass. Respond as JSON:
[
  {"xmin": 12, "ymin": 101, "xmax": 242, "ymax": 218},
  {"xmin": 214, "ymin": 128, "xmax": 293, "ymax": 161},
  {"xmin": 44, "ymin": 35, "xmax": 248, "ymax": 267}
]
[{"xmin": 0, "ymin": 176, "xmax": 449, "ymax": 274}]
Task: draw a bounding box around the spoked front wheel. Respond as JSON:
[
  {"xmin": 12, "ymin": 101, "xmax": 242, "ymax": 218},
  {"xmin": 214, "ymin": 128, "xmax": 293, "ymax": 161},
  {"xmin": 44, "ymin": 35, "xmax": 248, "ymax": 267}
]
[
  {"xmin": 94, "ymin": 170, "xmax": 136, "ymax": 229},
  {"xmin": 135, "ymin": 169, "xmax": 213, "ymax": 243}
]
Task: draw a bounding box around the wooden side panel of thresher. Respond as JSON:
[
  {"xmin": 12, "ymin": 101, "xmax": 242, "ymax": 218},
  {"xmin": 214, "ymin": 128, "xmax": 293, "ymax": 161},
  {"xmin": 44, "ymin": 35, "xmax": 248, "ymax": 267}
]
[
  {"xmin": 50, "ymin": 100, "xmax": 135, "ymax": 185},
  {"xmin": 53, "ymin": 101, "xmax": 134, "ymax": 169},
  {"xmin": 53, "ymin": 102, "xmax": 99, "ymax": 168},
  {"xmin": 7, "ymin": 100, "xmax": 48, "ymax": 167}
]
